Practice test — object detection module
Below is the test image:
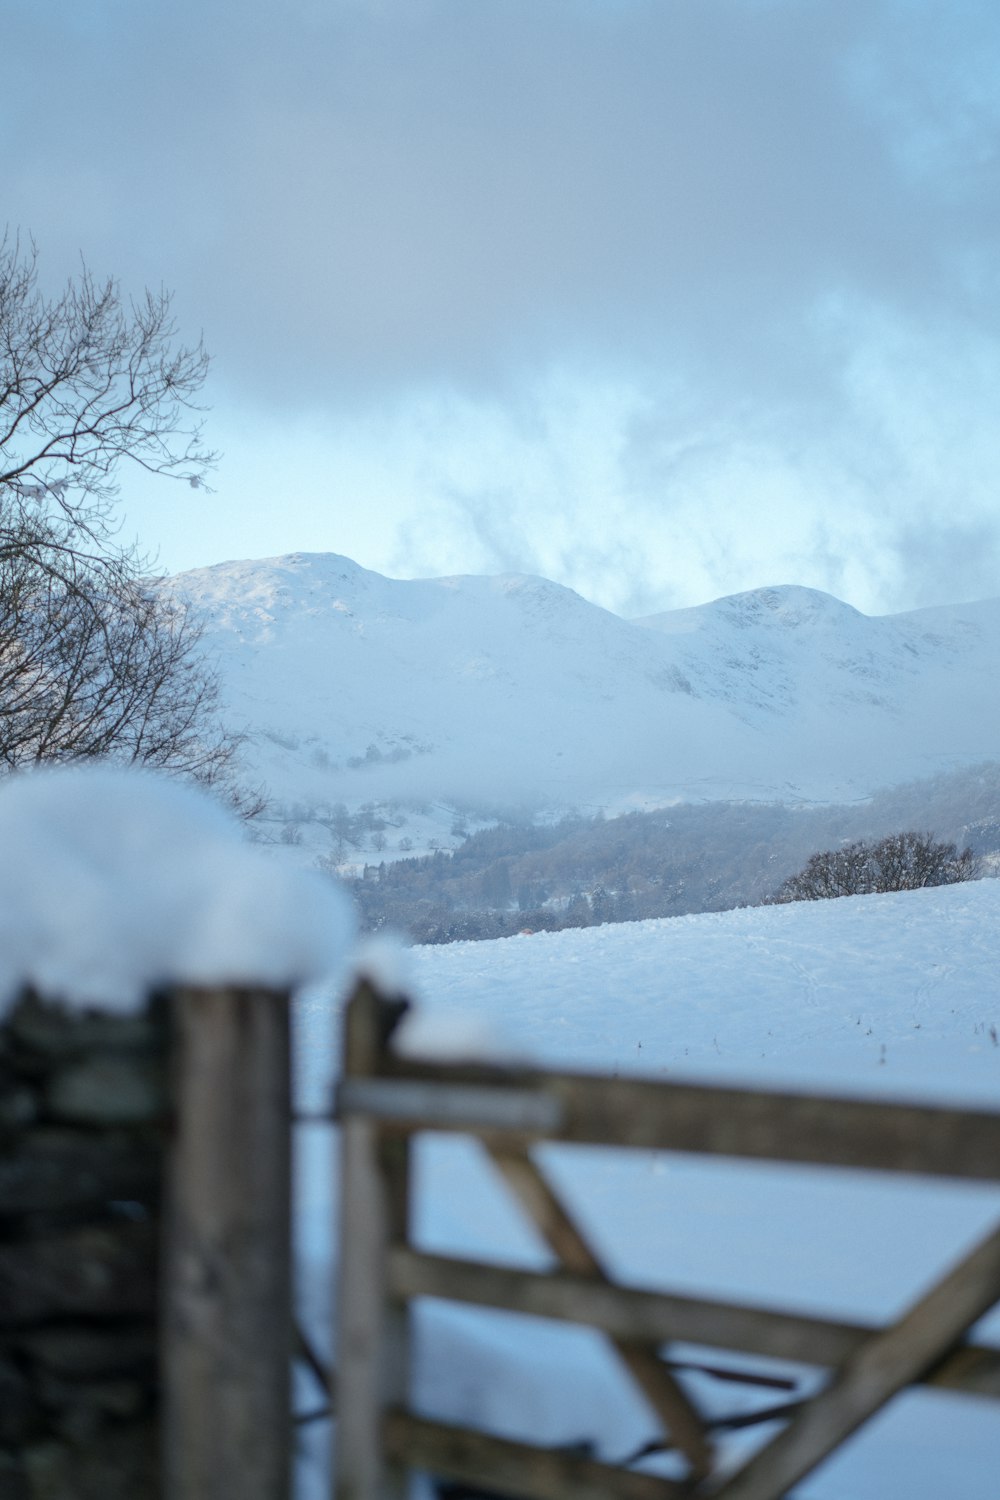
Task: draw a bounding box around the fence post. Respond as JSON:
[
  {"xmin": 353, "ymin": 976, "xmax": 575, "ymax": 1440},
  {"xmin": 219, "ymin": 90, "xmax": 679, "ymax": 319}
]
[
  {"xmin": 335, "ymin": 980, "xmax": 412, "ymax": 1500},
  {"xmin": 161, "ymin": 985, "xmax": 292, "ymax": 1500}
]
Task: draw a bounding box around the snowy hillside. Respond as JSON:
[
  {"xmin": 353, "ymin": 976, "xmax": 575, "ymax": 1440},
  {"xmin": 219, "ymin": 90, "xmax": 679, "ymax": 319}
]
[
  {"xmin": 296, "ymin": 879, "xmax": 1000, "ymax": 1499},
  {"xmin": 171, "ymin": 553, "xmax": 1000, "ymax": 852}
]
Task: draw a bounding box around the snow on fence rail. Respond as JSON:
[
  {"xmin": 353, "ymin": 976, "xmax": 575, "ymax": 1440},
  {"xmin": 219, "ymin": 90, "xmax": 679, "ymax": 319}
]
[{"xmin": 334, "ymin": 980, "xmax": 1000, "ymax": 1500}]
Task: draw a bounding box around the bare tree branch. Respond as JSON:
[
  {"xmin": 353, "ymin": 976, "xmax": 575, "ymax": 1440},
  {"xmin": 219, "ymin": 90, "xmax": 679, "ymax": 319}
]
[
  {"xmin": 0, "ymin": 235, "xmax": 216, "ymax": 540},
  {"xmin": 0, "ymin": 234, "xmax": 258, "ymax": 814}
]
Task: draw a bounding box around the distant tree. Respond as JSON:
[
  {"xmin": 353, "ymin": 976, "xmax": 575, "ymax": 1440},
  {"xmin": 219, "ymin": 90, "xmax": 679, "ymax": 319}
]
[
  {"xmin": 589, "ymin": 885, "xmax": 616, "ymax": 924},
  {"xmin": 480, "ymin": 860, "xmax": 512, "ymax": 907},
  {"xmin": 0, "ymin": 233, "xmax": 247, "ymax": 802},
  {"xmin": 772, "ymin": 831, "xmax": 979, "ymax": 904}
]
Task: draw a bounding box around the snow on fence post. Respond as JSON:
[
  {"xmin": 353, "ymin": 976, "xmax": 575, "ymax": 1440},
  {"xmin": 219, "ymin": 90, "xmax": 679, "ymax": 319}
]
[
  {"xmin": 161, "ymin": 984, "xmax": 293, "ymax": 1500},
  {"xmin": 335, "ymin": 978, "xmax": 412, "ymax": 1500},
  {"xmin": 0, "ymin": 763, "xmax": 354, "ymax": 1500}
]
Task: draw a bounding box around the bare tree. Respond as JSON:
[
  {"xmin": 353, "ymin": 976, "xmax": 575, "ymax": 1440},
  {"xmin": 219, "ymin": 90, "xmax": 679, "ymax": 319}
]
[
  {"xmin": 772, "ymin": 831, "xmax": 979, "ymax": 904},
  {"xmin": 0, "ymin": 232, "xmax": 214, "ymax": 529},
  {"xmin": 0, "ymin": 234, "xmax": 252, "ymax": 805}
]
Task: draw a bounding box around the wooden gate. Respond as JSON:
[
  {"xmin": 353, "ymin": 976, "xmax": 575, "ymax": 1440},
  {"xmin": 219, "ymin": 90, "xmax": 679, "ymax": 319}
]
[{"xmin": 334, "ymin": 980, "xmax": 1000, "ymax": 1500}]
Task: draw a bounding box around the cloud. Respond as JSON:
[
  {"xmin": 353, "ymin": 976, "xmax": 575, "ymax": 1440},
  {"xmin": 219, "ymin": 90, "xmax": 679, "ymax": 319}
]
[
  {"xmin": 9, "ymin": 1, "xmax": 997, "ymax": 399},
  {"xmin": 302, "ymin": 309, "xmax": 1000, "ymax": 617},
  {"xmin": 7, "ymin": 0, "xmax": 1000, "ymax": 613}
]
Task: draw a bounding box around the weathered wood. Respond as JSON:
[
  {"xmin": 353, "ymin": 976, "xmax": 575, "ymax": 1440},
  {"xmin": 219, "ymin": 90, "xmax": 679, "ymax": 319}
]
[
  {"xmin": 386, "ymin": 1247, "xmax": 1000, "ymax": 1401},
  {"xmin": 487, "ymin": 1145, "xmax": 713, "ymax": 1479},
  {"xmin": 334, "ymin": 981, "xmax": 411, "ymax": 1500},
  {"xmin": 383, "ymin": 1410, "xmax": 687, "ymax": 1500},
  {"xmin": 336, "ymin": 1118, "xmax": 407, "ymax": 1500},
  {"xmin": 380, "ymin": 1130, "xmax": 412, "ymax": 1500},
  {"xmin": 295, "ymin": 1320, "xmax": 334, "ymax": 1404},
  {"xmin": 935, "ymin": 1341, "xmax": 1000, "ymax": 1400},
  {"xmin": 376, "ymin": 1060, "xmax": 1000, "ymax": 1180},
  {"xmin": 161, "ymin": 986, "xmax": 292, "ymax": 1500},
  {"xmin": 485, "ymin": 1146, "xmax": 603, "ymax": 1274},
  {"xmin": 342, "ymin": 1015, "xmax": 1000, "ymax": 1496},
  {"xmin": 337, "ymin": 1076, "xmax": 562, "ymax": 1134},
  {"xmin": 708, "ymin": 1217, "xmax": 1000, "ymax": 1500}
]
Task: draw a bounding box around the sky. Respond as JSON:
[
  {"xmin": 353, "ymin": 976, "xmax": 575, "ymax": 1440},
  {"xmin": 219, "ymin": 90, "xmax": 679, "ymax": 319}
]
[{"xmin": 6, "ymin": 0, "xmax": 1000, "ymax": 618}]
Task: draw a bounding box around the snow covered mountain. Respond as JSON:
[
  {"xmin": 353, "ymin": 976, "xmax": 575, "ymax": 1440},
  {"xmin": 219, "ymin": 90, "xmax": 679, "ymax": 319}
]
[{"xmin": 170, "ymin": 552, "xmax": 1000, "ymax": 846}]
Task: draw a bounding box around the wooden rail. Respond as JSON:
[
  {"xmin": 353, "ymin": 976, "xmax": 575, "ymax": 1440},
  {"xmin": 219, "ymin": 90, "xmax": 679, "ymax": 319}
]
[
  {"xmin": 339, "ymin": 1067, "xmax": 1000, "ymax": 1179},
  {"xmin": 333, "ymin": 981, "xmax": 1000, "ymax": 1500}
]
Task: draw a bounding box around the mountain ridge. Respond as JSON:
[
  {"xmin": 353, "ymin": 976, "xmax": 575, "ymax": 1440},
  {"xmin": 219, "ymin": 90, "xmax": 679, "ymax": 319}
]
[{"xmin": 167, "ymin": 552, "xmax": 1000, "ymax": 844}]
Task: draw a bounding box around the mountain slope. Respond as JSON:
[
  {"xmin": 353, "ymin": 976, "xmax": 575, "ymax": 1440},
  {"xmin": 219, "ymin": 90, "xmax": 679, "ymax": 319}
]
[{"xmin": 171, "ymin": 553, "xmax": 1000, "ymax": 832}]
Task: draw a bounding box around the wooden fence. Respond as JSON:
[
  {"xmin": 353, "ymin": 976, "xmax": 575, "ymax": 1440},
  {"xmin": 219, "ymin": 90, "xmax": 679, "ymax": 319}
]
[
  {"xmin": 22, "ymin": 974, "xmax": 996, "ymax": 1498},
  {"xmin": 334, "ymin": 980, "xmax": 1000, "ymax": 1500}
]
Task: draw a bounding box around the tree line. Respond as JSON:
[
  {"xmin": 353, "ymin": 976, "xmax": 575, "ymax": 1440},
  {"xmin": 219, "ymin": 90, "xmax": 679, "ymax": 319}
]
[{"xmin": 345, "ymin": 766, "xmax": 999, "ymax": 943}]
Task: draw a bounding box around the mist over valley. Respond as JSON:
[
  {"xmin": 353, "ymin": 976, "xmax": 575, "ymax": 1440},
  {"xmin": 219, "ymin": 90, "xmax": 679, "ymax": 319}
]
[{"xmin": 171, "ymin": 551, "xmax": 1000, "ymax": 940}]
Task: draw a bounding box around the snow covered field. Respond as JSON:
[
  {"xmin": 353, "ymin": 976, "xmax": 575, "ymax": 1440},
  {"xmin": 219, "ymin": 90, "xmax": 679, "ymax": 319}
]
[
  {"xmin": 3, "ymin": 765, "xmax": 992, "ymax": 1495},
  {"xmin": 295, "ymin": 878, "xmax": 1000, "ymax": 1497}
]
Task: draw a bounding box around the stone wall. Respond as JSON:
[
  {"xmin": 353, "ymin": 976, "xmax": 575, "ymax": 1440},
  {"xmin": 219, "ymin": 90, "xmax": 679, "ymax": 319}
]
[{"xmin": 0, "ymin": 992, "xmax": 166, "ymax": 1499}]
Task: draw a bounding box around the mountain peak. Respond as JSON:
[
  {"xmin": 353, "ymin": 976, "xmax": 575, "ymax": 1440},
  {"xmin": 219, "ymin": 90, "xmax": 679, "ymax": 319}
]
[
  {"xmin": 168, "ymin": 551, "xmax": 1000, "ymax": 819},
  {"xmin": 710, "ymin": 584, "xmax": 864, "ymax": 627},
  {"xmin": 636, "ymin": 584, "xmax": 864, "ymax": 637}
]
